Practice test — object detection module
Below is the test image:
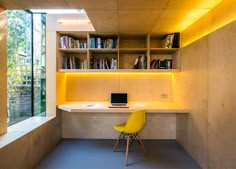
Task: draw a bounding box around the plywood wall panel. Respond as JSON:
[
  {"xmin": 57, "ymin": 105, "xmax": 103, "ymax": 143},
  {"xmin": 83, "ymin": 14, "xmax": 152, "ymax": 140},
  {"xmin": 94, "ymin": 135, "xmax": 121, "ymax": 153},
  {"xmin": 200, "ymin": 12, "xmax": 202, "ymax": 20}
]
[
  {"xmin": 28, "ymin": 117, "xmax": 62, "ymax": 169},
  {"xmin": 119, "ymin": 74, "xmax": 172, "ymax": 102},
  {"xmin": 174, "ymin": 36, "xmax": 208, "ymax": 169},
  {"xmin": 0, "ymin": 134, "xmax": 29, "ymax": 169},
  {"xmin": 62, "ymin": 111, "xmax": 176, "ymax": 139},
  {"xmin": 66, "ymin": 74, "xmax": 120, "ymax": 101},
  {"xmin": 65, "ymin": 74, "xmax": 173, "ymax": 102},
  {"xmin": 207, "ymin": 20, "xmax": 236, "ymax": 169},
  {"xmin": 176, "ymin": 20, "xmax": 236, "ymax": 169},
  {"xmin": 46, "ymin": 31, "xmax": 57, "ymax": 116}
]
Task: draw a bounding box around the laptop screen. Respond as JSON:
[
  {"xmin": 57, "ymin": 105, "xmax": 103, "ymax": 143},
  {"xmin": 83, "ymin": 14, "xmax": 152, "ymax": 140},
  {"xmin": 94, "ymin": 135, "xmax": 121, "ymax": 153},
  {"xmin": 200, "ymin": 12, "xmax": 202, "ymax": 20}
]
[{"xmin": 110, "ymin": 93, "xmax": 128, "ymax": 105}]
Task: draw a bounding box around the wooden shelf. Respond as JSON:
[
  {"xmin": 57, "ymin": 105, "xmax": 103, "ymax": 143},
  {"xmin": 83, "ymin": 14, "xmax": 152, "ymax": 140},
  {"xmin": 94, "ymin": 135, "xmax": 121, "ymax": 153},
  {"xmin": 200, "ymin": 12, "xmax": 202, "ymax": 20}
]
[
  {"xmin": 58, "ymin": 69, "xmax": 180, "ymax": 73},
  {"xmin": 89, "ymin": 48, "xmax": 118, "ymax": 53},
  {"xmin": 119, "ymin": 48, "xmax": 148, "ymax": 54},
  {"xmin": 150, "ymin": 48, "xmax": 179, "ymax": 54},
  {"xmin": 58, "ymin": 48, "xmax": 87, "ymax": 53},
  {"xmin": 57, "ymin": 32, "xmax": 180, "ymax": 72}
]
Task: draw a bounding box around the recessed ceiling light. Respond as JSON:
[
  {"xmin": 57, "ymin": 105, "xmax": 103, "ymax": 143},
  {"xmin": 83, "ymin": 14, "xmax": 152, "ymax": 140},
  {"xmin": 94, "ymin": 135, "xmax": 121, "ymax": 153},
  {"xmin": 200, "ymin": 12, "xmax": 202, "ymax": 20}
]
[
  {"xmin": 30, "ymin": 9, "xmax": 86, "ymax": 14},
  {"xmin": 58, "ymin": 19, "xmax": 91, "ymax": 24}
]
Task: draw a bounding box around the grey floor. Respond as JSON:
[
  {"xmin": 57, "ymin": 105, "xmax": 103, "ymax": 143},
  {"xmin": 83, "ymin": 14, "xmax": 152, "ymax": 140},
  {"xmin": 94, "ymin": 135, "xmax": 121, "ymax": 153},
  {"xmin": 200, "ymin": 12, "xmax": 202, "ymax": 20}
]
[{"xmin": 34, "ymin": 139, "xmax": 201, "ymax": 169}]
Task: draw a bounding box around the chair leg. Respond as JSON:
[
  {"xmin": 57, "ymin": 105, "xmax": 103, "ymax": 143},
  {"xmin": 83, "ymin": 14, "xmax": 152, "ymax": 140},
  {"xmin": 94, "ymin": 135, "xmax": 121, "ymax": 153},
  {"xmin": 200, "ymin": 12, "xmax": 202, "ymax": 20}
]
[
  {"xmin": 136, "ymin": 134, "xmax": 146, "ymax": 154},
  {"xmin": 113, "ymin": 133, "xmax": 122, "ymax": 151},
  {"xmin": 125, "ymin": 135, "xmax": 130, "ymax": 166}
]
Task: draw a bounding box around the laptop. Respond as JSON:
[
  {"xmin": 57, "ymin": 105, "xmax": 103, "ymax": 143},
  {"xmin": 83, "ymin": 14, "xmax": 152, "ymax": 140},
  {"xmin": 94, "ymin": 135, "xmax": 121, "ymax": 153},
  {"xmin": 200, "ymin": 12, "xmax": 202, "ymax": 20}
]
[{"xmin": 109, "ymin": 92, "xmax": 129, "ymax": 108}]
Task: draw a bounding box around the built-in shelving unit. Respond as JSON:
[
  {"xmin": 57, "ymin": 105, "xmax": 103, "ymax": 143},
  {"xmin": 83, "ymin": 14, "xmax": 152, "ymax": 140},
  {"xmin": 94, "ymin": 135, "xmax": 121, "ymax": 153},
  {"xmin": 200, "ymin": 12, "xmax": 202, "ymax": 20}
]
[{"xmin": 57, "ymin": 32, "xmax": 180, "ymax": 72}]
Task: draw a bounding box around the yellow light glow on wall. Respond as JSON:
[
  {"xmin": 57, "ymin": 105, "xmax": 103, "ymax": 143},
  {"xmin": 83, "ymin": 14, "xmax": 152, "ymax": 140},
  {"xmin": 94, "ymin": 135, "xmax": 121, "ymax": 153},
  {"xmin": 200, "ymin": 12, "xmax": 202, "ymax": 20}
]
[
  {"xmin": 56, "ymin": 72, "xmax": 67, "ymax": 105},
  {"xmin": 176, "ymin": 10, "xmax": 210, "ymax": 31},
  {"xmin": 182, "ymin": 18, "xmax": 236, "ymax": 47},
  {"xmin": 181, "ymin": 0, "xmax": 236, "ymax": 46},
  {"xmin": 173, "ymin": 0, "xmax": 223, "ymax": 33}
]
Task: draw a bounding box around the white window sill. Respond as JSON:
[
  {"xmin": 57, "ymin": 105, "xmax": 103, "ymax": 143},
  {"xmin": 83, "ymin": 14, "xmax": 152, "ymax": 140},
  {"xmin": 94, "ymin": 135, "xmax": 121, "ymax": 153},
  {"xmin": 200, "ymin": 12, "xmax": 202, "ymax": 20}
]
[{"xmin": 0, "ymin": 116, "xmax": 55, "ymax": 149}]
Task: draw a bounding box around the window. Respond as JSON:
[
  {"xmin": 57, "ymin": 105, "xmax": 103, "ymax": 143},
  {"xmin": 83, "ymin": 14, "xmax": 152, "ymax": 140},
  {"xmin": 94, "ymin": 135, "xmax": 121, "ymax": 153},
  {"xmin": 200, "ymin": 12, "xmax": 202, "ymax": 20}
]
[
  {"xmin": 7, "ymin": 10, "xmax": 46, "ymax": 125},
  {"xmin": 33, "ymin": 13, "xmax": 46, "ymax": 116}
]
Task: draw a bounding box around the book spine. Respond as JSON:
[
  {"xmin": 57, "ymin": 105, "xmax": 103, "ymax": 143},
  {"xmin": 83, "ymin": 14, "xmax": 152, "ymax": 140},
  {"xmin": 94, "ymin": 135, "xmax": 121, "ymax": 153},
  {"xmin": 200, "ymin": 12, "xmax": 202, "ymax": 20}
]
[{"xmin": 96, "ymin": 37, "xmax": 101, "ymax": 48}]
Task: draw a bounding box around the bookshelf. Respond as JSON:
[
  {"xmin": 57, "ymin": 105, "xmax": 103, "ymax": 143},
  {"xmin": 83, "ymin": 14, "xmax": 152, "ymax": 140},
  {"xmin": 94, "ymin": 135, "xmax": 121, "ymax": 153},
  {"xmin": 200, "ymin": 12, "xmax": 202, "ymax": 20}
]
[
  {"xmin": 119, "ymin": 33, "xmax": 148, "ymax": 69},
  {"xmin": 89, "ymin": 33, "xmax": 118, "ymax": 70},
  {"xmin": 57, "ymin": 32, "xmax": 180, "ymax": 72},
  {"xmin": 57, "ymin": 32, "xmax": 88, "ymax": 70}
]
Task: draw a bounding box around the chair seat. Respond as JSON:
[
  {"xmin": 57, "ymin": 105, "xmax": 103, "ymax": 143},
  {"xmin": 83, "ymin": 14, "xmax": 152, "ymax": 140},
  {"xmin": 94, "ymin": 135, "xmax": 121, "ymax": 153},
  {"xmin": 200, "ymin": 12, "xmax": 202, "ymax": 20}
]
[{"xmin": 113, "ymin": 123, "xmax": 126, "ymax": 132}]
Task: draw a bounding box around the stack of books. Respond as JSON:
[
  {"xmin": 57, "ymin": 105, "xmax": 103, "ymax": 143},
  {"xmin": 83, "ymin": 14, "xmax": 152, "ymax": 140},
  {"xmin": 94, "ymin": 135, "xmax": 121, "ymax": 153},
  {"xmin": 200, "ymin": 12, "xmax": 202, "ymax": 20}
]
[
  {"xmin": 133, "ymin": 55, "xmax": 147, "ymax": 69},
  {"xmin": 150, "ymin": 59, "xmax": 174, "ymax": 69},
  {"xmin": 90, "ymin": 37, "xmax": 117, "ymax": 48},
  {"xmin": 60, "ymin": 36, "xmax": 87, "ymax": 49},
  {"xmin": 90, "ymin": 56, "xmax": 118, "ymax": 69}
]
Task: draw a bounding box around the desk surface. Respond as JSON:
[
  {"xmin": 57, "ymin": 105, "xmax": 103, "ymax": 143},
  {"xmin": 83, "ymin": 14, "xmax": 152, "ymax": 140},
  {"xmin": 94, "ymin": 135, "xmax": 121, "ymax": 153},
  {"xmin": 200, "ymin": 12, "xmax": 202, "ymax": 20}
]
[{"xmin": 58, "ymin": 102, "xmax": 190, "ymax": 113}]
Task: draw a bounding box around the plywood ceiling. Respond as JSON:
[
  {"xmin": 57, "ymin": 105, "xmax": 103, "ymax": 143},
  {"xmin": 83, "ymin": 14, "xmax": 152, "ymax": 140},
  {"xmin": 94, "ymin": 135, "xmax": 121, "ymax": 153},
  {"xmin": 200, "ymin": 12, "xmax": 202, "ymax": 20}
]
[{"xmin": 0, "ymin": 0, "xmax": 223, "ymax": 34}]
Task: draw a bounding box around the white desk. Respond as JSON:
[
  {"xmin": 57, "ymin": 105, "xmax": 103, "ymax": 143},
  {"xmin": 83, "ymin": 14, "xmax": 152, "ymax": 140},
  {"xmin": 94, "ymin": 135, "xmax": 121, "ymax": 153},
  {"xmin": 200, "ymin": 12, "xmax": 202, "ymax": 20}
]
[{"xmin": 58, "ymin": 101, "xmax": 189, "ymax": 113}]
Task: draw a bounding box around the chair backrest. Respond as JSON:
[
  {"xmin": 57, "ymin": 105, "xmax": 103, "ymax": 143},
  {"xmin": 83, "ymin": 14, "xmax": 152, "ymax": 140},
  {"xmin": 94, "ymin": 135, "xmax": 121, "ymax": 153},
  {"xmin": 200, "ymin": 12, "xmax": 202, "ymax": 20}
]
[{"xmin": 123, "ymin": 110, "xmax": 146, "ymax": 134}]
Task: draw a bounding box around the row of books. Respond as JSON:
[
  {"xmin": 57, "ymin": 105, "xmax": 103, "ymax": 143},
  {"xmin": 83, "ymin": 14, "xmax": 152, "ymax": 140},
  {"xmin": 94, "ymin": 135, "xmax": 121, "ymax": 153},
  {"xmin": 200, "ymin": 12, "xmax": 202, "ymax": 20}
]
[
  {"xmin": 60, "ymin": 36, "xmax": 87, "ymax": 49},
  {"xmin": 90, "ymin": 57, "xmax": 118, "ymax": 69},
  {"xmin": 90, "ymin": 37, "xmax": 117, "ymax": 49},
  {"xmin": 150, "ymin": 59, "xmax": 175, "ymax": 69},
  {"xmin": 62, "ymin": 56, "xmax": 88, "ymax": 69},
  {"xmin": 133, "ymin": 55, "xmax": 147, "ymax": 69},
  {"xmin": 62, "ymin": 57, "xmax": 175, "ymax": 69},
  {"xmin": 162, "ymin": 32, "xmax": 180, "ymax": 48}
]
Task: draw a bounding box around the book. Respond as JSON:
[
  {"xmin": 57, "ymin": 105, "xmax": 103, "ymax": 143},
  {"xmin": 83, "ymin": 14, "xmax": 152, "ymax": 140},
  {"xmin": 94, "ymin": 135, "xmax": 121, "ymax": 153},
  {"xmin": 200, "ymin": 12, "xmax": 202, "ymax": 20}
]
[
  {"xmin": 60, "ymin": 36, "xmax": 87, "ymax": 49},
  {"xmin": 150, "ymin": 59, "xmax": 160, "ymax": 69},
  {"xmin": 133, "ymin": 57, "xmax": 140, "ymax": 69},
  {"xmin": 159, "ymin": 59, "xmax": 166, "ymax": 69},
  {"xmin": 110, "ymin": 58, "xmax": 118, "ymax": 69},
  {"xmin": 162, "ymin": 34, "xmax": 174, "ymax": 48},
  {"xmin": 158, "ymin": 59, "xmax": 173, "ymax": 69},
  {"xmin": 133, "ymin": 55, "xmax": 147, "ymax": 69},
  {"xmin": 90, "ymin": 37, "xmax": 95, "ymax": 48},
  {"xmin": 140, "ymin": 55, "xmax": 147, "ymax": 69},
  {"xmin": 62, "ymin": 56, "xmax": 81, "ymax": 69},
  {"xmin": 106, "ymin": 38, "xmax": 113, "ymax": 48},
  {"xmin": 150, "ymin": 59, "xmax": 156, "ymax": 69},
  {"xmin": 172, "ymin": 32, "xmax": 180, "ymax": 48},
  {"xmin": 96, "ymin": 37, "xmax": 102, "ymax": 48}
]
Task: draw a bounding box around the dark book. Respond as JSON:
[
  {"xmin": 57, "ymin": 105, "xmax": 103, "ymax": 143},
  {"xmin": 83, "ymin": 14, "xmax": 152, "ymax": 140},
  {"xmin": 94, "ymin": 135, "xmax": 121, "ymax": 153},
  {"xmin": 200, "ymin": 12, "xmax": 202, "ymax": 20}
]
[
  {"xmin": 74, "ymin": 57, "xmax": 80, "ymax": 69},
  {"xmin": 105, "ymin": 58, "xmax": 110, "ymax": 69},
  {"xmin": 158, "ymin": 59, "xmax": 173, "ymax": 69},
  {"xmin": 140, "ymin": 55, "xmax": 147, "ymax": 69},
  {"xmin": 62, "ymin": 56, "xmax": 68, "ymax": 69},
  {"xmin": 159, "ymin": 60, "xmax": 167, "ymax": 69},
  {"xmin": 172, "ymin": 32, "xmax": 180, "ymax": 48},
  {"xmin": 90, "ymin": 56, "xmax": 94, "ymax": 69},
  {"xmin": 166, "ymin": 59, "xmax": 172, "ymax": 69},
  {"xmin": 112, "ymin": 38, "xmax": 117, "ymax": 48},
  {"xmin": 155, "ymin": 59, "xmax": 160, "ymax": 69}
]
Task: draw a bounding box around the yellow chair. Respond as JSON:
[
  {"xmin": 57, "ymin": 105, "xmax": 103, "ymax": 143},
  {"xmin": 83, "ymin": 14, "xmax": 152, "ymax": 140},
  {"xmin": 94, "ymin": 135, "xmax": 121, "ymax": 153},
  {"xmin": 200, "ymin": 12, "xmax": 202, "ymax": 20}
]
[{"xmin": 113, "ymin": 110, "xmax": 146, "ymax": 166}]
